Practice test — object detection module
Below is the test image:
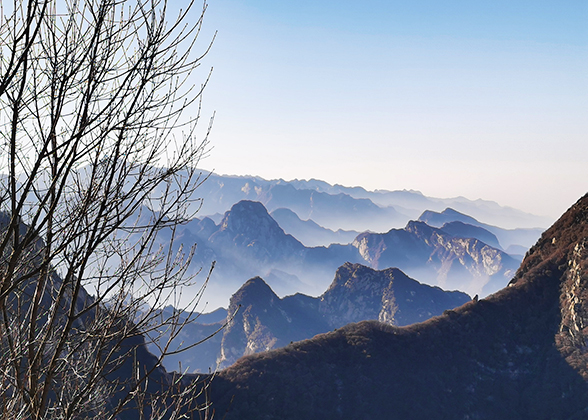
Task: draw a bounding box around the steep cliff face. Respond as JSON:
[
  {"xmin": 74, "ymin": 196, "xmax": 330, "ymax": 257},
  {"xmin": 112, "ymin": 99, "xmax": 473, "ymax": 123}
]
[
  {"xmin": 207, "ymin": 194, "xmax": 588, "ymax": 420},
  {"xmin": 216, "ymin": 277, "xmax": 312, "ymax": 369}
]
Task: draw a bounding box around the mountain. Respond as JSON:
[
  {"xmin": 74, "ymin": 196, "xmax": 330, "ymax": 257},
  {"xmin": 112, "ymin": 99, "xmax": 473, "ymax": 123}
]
[
  {"xmin": 198, "ymin": 193, "xmax": 588, "ymax": 419},
  {"xmin": 216, "ymin": 263, "xmax": 469, "ymax": 369},
  {"xmin": 156, "ymin": 263, "xmax": 469, "ymax": 373},
  {"xmin": 352, "ymin": 220, "xmax": 520, "ymax": 297},
  {"xmin": 193, "ymin": 173, "xmax": 408, "ymax": 232},
  {"xmin": 419, "ymin": 207, "xmax": 544, "ymax": 251},
  {"xmin": 147, "ymin": 200, "xmax": 522, "ymax": 309},
  {"xmin": 190, "ymin": 172, "xmax": 551, "ymax": 232},
  {"xmin": 439, "ymin": 220, "xmax": 502, "ymax": 250},
  {"xmin": 270, "ymin": 207, "xmax": 359, "ymax": 247},
  {"xmin": 285, "ymin": 179, "xmax": 553, "ymax": 229},
  {"xmin": 318, "ymin": 263, "xmax": 470, "ymax": 328}
]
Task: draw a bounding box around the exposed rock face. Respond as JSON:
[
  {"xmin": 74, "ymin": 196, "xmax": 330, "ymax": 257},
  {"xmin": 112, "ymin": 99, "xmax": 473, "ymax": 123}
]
[
  {"xmin": 215, "ymin": 263, "xmax": 469, "ymax": 370},
  {"xmin": 320, "ymin": 263, "xmax": 468, "ymax": 328},
  {"xmin": 353, "ymin": 220, "xmax": 519, "ymax": 296},
  {"xmin": 204, "ymin": 194, "xmax": 588, "ymax": 420}
]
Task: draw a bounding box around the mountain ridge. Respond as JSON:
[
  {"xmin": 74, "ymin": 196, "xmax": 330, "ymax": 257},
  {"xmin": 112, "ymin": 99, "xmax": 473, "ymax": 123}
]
[{"xmin": 202, "ymin": 193, "xmax": 588, "ymax": 420}]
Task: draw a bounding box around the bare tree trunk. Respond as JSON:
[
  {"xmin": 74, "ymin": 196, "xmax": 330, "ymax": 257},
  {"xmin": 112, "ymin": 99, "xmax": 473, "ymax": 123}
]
[{"xmin": 0, "ymin": 0, "xmax": 216, "ymax": 418}]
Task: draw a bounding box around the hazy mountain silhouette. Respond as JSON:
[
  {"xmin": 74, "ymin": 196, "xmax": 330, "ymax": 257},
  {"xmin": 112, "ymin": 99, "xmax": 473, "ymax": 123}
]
[
  {"xmin": 285, "ymin": 179, "xmax": 553, "ymax": 229},
  {"xmin": 203, "ymin": 193, "xmax": 588, "ymax": 420},
  {"xmin": 270, "ymin": 207, "xmax": 358, "ymax": 247},
  {"xmin": 152, "ymin": 263, "xmax": 469, "ymax": 373},
  {"xmin": 167, "ymin": 201, "xmax": 518, "ymax": 309},
  {"xmin": 191, "ymin": 172, "xmax": 551, "ymax": 232},
  {"xmin": 419, "ymin": 207, "xmax": 544, "ymax": 251}
]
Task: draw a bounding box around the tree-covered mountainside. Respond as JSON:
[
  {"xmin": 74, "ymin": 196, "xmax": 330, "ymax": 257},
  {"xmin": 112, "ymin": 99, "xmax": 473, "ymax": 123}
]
[{"xmin": 202, "ymin": 193, "xmax": 588, "ymax": 420}]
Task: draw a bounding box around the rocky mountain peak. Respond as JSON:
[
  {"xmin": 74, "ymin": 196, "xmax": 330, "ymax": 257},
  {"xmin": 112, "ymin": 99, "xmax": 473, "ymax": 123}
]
[
  {"xmin": 229, "ymin": 276, "xmax": 279, "ymax": 308},
  {"xmin": 320, "ymin": 262, "xmax": 470, "ymax": 328},
  {"xmin": 404, "ymin": 219, "xmax": 441, "ymax": 238},
  {"xmin": 220, "ymin": 200, "xmax": 282, "ymax": 236},
  {"xmin": 319, "ymin": 263, "xmax": 400, "ymax": 327},
  {"xmin": 211, "ymin": 200, "xmax": 304, "ymax": 263}
]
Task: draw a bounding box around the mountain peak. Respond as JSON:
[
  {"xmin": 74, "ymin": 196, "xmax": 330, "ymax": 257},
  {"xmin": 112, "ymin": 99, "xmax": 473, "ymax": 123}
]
[
  {"xmin": 213, "ymin": 200, "xmax": 304, "ymax": 258},
  {"xmin": 220, "ymin": 200, "xmax": 278, "ymax": 233},
  {"xmin": 441, "ymin": 207, "xmax": 469, "ymax": 217},
  {"xmin": 230, "ymin": 276, "xmax": 278, "ymax": 306}
]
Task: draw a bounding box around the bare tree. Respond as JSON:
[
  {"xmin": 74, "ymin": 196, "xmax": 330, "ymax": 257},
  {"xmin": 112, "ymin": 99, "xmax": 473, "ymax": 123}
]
[{"xmin": 0, "ymin": 0, "xmax": 216, "ymax": 418}]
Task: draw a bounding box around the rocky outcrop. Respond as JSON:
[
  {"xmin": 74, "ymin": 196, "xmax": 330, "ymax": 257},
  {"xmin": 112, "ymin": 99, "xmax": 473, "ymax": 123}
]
[
  {"xmin": 214, "ymin": 263, "xmax": 469, "ymax": 370},
  {"xmin": 353, "ymin": 220, "xmax": 519, "ymax": 296},
  {"xmin": 319, "ymin": 263, "xmax": 469, "ymax": 328},
  {"xmin": 210, "ymin": 200, "xmax": 305, "ymax": 264}
]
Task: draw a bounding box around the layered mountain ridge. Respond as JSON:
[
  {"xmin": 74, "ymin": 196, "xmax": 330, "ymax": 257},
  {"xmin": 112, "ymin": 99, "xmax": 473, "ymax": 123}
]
[
  {"xmin": 167, "ymin": 200, "xmax": 521, "ymax": 308},
  {"xmin": 215, "ymin": 263, "xmax": 470, "ymax": 369},
  {"xmin": 202, "ymin": 193, "xmax": 588, "ymax": 419},
  {"xmin": 190, "ymin": 172, "xmax": 552, "ymax": 232},
  {"xmin": 419, "ymin": 207, "xmax": 544, "ymax": 251},
  {"xmin": 150, "ymin": 263, "xmax": 470, "ymax": 373}
]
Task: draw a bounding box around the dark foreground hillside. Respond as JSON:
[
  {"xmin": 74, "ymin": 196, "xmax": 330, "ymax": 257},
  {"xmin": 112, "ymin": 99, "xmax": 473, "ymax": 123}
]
[{"xmin": 203, "ymin": 194, "xmax": 588, "ymax": 420}]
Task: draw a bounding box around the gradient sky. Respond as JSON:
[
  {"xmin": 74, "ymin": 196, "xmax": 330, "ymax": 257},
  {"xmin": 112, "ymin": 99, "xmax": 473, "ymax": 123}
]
[{"xmin": 184, "ymin": 0, "xmax": 587, "ymax": 219}]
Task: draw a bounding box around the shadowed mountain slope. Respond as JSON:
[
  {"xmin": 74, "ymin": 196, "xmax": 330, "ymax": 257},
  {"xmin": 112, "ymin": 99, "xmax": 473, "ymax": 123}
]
[
  {"xmin": 215, "ymin": 263, "xmax": 469, "ymax": 369},
  {"xmin": 204, "ymin": 194, "xmax": 588, "ymax": 420}
]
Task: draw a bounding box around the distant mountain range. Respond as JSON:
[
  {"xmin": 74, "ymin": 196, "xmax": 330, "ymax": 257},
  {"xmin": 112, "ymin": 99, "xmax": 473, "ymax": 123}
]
[
  {"xmin": 270, "ymin": 207, "xmax": 359, "ymax": 247},
  {"xmin": 149, "ymin": 263, "xmax": 470, "ymax": 373},
  {"xmin": 200, "ymin": 193, "xmax": 588, "ymax": 420},
  {"xmin": 419, "ymin": 207, "xmax": 544, "ymax": 253},
  {"xmin": 161, "ymin": 200, "xmax": 520, "ymax": 309},
  {"xmin": 192, "ymin": 172, "xmax": 553, "ymax": 232}
]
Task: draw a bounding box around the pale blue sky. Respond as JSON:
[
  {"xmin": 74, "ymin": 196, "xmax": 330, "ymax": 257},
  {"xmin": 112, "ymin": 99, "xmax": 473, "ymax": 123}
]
[{"xmin": 184, "ymin": 0, "xmax": 587, "ymax": 219}]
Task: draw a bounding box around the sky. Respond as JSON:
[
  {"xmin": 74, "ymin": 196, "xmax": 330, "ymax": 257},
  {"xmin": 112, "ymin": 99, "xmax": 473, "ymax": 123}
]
[{"xmin": 183, "ymin": 0, "xmax": 587, "ymax": 219}]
